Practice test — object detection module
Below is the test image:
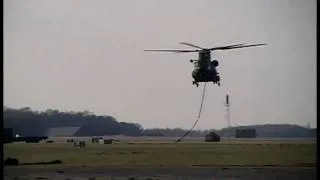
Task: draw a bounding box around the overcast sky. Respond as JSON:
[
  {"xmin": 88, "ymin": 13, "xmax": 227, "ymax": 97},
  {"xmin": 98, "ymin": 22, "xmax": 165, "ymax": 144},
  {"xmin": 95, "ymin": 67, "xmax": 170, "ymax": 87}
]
[{"xmin": 4, "ymin": 0, "xmax": 317, "ymax": 129}]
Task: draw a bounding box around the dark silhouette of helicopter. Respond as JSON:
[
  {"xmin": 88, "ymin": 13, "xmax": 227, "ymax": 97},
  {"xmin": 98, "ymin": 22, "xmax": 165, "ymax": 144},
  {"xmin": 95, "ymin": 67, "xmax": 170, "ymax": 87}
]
[{"xmin": 144, "ymin": 42, "xmax": 266, "ymax": 87}]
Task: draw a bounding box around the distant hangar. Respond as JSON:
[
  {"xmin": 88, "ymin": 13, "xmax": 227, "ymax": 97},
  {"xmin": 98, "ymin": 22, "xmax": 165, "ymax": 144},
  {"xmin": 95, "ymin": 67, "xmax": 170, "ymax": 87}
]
[{"xmin": 235, "ymin": 128, "xmax": 256, "ymax": 138}]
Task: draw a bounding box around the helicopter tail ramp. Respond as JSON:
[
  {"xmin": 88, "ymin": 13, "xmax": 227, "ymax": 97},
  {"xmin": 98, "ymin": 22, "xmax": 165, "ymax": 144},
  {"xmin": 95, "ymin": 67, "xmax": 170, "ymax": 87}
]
[{"xmin": 175, "ymin": 82, "xmax": 207, "ymax": 143}]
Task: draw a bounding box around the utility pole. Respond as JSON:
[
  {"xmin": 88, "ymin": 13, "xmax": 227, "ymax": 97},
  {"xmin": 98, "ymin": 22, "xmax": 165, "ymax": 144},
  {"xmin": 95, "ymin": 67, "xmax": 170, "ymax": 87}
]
[{"xmin": 307, "ymin": 121, "xmax": 311, "ymax": 137}]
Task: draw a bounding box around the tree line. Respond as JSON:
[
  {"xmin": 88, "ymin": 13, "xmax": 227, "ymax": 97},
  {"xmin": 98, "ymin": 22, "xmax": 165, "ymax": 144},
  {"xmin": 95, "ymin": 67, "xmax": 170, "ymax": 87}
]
[
  {"xmin": 3, "ymin": 106, "xmax": 316, "ymax": 137},
  {"xmin": 3, "ymin": 107, "xmax": 142, "ymax": 136}
]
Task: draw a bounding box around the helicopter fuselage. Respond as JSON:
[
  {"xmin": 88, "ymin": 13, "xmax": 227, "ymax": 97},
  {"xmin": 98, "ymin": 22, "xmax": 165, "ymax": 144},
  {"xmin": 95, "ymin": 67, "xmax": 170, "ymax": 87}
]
[
  {"xmin": 144, "ymin": 42, "xmax": 266, "ymax": 87},
  {"xmin": 190, "ymin": 50, "xmax": 220, "ymax": 87}
]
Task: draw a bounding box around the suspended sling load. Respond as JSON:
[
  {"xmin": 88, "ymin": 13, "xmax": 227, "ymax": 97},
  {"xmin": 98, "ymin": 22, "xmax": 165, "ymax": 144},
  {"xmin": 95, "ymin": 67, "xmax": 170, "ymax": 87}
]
[{"xmin": 205, "ymin": 131, "xmax": 221, "ymax": 142}]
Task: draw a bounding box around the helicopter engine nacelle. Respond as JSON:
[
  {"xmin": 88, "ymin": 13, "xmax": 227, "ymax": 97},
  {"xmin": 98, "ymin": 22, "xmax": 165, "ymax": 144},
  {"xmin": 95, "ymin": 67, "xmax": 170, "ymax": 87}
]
[{"xmin": 211, "ymin": 60, "xmax": 219, "ymax": 67}]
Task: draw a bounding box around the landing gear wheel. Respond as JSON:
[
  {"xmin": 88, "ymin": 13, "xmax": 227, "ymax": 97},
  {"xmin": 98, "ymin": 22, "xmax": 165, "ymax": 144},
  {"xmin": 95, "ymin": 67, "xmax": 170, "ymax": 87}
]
[{"xmin": 212, "ymin": 81, "xmax": 220, "ymax": 86}]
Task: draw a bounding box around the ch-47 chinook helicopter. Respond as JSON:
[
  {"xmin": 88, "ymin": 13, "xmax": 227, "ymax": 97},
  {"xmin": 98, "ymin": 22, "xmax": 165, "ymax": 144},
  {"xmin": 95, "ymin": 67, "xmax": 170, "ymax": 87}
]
[{"xmin": 144, "ymin": 42, "xmax": 266, "ymax": 87}]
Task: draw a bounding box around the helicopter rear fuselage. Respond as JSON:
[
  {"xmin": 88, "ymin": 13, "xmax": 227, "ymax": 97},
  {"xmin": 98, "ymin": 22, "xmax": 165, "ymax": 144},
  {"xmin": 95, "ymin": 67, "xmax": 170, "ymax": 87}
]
[
  {"xmin": 191, "ymin": 50, "xmax": 220, "ymax": 86},
  {"xmin": 192, "ymin": 68, "xmax": 219, "ymax": 82}
]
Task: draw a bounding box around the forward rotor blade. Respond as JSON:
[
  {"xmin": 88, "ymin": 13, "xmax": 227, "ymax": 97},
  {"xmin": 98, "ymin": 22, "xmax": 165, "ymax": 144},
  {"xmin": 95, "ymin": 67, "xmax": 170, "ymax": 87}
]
[
  {"xmin": 209, "ymin": 43, "xmax": 267, "ymax": 51},
  {"xmin": 179, "ymin": 42, "xmax": 204, "ymax": 49},
  {"xmin": 206, "ymin": 43, "xmax": 244, "ymax": 51},
  {"xmin": 144, "ymin": 49, "xmax": 199, "ymax": 53}
]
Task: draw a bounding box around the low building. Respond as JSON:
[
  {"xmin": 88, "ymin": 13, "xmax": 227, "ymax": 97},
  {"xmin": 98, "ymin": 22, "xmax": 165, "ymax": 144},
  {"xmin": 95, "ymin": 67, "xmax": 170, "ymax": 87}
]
[
  {"xmin": 235, "ymin": 128, "xmax": 256, "ymax": 138},
  {"xmin": 46, "ymin": 126, "xmax": 81, "ymax": 137},
  {"xmin": 3, "ymin": 128, "xmax": 48, "ymax": 144}
]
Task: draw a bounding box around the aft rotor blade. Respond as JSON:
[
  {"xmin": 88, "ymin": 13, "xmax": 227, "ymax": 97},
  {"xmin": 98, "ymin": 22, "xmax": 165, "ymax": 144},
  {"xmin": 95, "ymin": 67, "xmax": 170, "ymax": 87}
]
[
  {"xmin": 144, "ymin": 49, "xmax": 199, "ymax": 53},
  {"xmin": 209, "ymin": 43, "xmax": 267, "ymax": 51},
  {"xmin": 225, "ymin": 43, "xmax": 267, "ymax": 49},
  {"xmin": 222, "ymin": 44, "xmax": 245, "ymax": 48},
  {"xmin": 179, "ymin": 42, "xmax": 205, "ymax": 49}
]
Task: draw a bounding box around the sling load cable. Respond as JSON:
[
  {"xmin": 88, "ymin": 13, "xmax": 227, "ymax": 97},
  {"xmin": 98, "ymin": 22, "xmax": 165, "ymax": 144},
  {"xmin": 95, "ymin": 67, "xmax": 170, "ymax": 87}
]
[{"xmin": 175, "ymin": 82, "xmax": 207, "ymax": 143}]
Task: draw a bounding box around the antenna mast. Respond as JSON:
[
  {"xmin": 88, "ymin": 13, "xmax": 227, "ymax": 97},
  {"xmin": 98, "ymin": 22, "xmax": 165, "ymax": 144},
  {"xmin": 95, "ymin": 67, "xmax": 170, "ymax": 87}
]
[{"xmin": 225, "ymin": 94, "xmax": 231, "ymax": 138}]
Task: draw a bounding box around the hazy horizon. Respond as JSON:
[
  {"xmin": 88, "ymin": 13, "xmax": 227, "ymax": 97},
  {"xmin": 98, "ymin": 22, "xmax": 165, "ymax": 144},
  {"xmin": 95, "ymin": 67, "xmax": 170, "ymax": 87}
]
[
  {"xmin": 4, "ymin": 0, "xmax": 317, "ymax": 129},
  {"xmin": 3, "ymin": 105, "xmax": 316, "ymax": 130}
]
